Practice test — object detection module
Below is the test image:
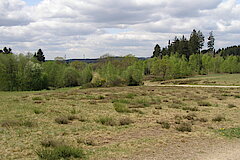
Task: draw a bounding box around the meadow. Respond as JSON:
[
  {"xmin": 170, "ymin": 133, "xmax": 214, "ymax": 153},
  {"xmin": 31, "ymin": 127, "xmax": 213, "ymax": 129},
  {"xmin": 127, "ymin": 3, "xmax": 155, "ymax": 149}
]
[{"xmin": 0, "ymin": 74, "xmax": 240, "ymax": 159}]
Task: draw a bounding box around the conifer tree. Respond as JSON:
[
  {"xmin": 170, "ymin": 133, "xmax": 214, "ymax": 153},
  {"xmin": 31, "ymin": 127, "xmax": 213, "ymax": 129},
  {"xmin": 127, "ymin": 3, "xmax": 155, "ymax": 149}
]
[
  {"xmin": 207, "ymin": 31, "xmax": 215, "ymax": 53},
  {"xmin": 34, "ymin": 49, "xmax": 45, "ymax": 62}
]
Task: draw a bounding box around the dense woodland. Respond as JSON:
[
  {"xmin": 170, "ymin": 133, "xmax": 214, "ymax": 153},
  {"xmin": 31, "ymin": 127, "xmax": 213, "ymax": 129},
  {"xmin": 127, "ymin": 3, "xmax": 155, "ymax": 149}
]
[{"xmin": 0, "ymin": 29, "xmax": 240, "ymax": 91}]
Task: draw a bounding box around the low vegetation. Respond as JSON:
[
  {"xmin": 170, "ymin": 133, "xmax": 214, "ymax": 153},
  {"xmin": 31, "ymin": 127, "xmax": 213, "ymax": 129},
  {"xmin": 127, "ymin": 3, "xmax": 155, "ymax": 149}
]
[{"xmin": 0, "ymin": 74, "xmax": 239, "ymax": 159}]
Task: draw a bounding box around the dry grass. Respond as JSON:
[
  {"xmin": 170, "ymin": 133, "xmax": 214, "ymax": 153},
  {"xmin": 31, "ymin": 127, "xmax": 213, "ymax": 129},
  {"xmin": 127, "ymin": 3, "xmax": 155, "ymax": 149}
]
[{"xmin": 0, "ymin": 76, "xmax": 240, "ymax": 159}]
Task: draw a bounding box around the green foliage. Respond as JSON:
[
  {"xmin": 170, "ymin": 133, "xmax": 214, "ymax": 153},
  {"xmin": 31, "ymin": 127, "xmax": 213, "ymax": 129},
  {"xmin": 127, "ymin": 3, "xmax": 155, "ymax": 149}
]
[
  {"xmin": 114, "ymin": 103, "xmax": 132, "ymax": 113},
  {"xmin": 36, "ymin": 145, "xmax": 85, "ymax": 160},
  {"xmin": 96, "ymin": 116, "xmax": 118, "ymax": 126},
  {"xmin": 62, "ymin": 67, "xmax": 80, "ymax": 87},
  {"xmin": 124, "ymin": 61, "xmax": 144, "ymax": 86},
  {"xmin": 218, "ymin": 128, "xmax": 240, "ymax": 138}
]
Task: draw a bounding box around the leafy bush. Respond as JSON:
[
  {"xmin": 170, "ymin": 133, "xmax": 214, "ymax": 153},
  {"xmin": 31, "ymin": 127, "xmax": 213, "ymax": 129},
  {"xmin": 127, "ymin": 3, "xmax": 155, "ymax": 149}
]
[
  {"xmin": 114, "ymin": 103, "xmax": 132, "ymax": 113},
  {"xmin": 36, "ymin": 145, "xmax": 85, "ymax": 160},
  {"xmin": 176, "ymin": 122, "xmax": 192, "ymax": 132}
]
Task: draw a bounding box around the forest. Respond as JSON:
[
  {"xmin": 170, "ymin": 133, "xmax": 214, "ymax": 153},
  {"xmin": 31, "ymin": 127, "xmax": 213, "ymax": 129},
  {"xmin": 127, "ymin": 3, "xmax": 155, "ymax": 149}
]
[{"xmin": 0, "ymin": 30, "xmax": 240, "ymax": 91}]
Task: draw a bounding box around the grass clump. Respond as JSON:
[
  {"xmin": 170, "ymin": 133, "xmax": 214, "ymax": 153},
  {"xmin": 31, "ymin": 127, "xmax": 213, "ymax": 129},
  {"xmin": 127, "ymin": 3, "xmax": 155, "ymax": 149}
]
[
  {"xmin": 114, "ymin": 103, "xmax": 132, "ymax": 113},
  {"xmin": 227, "ymin": 104, "xmax": 237, "ymax": 108},
  {"xmin": 96, "ymin": 116, "xmax": 118, "ymax": 126},
  {"xmin": 67, "ymin": 115, "xmax": 79, "ymax": 121},
  {"xmin": 125, "ymin": 93, "xmax": 137, "ymax": 99},
  {"xmin": 155, "ymin": 106, "xmax": 162, "ymax": 110},
  {"xmin": 55, "ymin": 117, "xmax": 70, "ymax": 124},
  {"xmin": 168, "ymin": 103, "xmax": 181, "ymax": 109},
  {"xmin": 32, "ymin": 97, "xmax": 43, "ymax": 101},
  {"xmin": 119, "ymin": 117, "xmax": 134, "ymax": 126},
  {"xmin": 212, "ymin": 115, "xmax": 225, "ymax": 122},
  {"xmin": 197, "ymin": 101, "xmax": 212, "ymax": 106},
  {"xmin": 184, "ymin": 113, "xmax": 197, "ymax": 121},
  {"xmin": 41, "ymin": 139, "xmax": 63, "ymax": 148},
  {"xmin": 176, "ymin": 122, "xmax": 192, "ymax": 132},
  {"xmin": 77, "ymin": 138, "xmax": 96, "ymax": 146},
  {"xmin": 36, "ymin": 145, "xmax": 85, "ymax": 160},
  {"xmin": 198, "ymin": 117, "xmax": 208, "ymax": 122},
  {"xmin": 112, "ymin": 99, "xmax": 130, "ymax": 104},
  {"xmin": 135, "ymin": 98, "xmax": 151, "ymax": 107},
  {"xmin": 34, "ymin": 109, "xmax": 45, "ymax": 114},
  {"xmin": 182, "ymin": 106, "xmax": 199, "ymax": 111},
  {"xmin": 1, "ymin": 120, "xmax": 36, "ymax": 128},
  {"xmin": 98, "ymin": 95, "xmax": 105, "ymax": 100},
  {"xmin": 156, "ymin": 120, "xmax": 171, "ymax": 129},
  {"xmin": 131, "ymin": 109, "xmax": 144, "ymax": 114},
  {"xmin": 218, "ymin": 128, "xmax": 240, "ymax": 138}
]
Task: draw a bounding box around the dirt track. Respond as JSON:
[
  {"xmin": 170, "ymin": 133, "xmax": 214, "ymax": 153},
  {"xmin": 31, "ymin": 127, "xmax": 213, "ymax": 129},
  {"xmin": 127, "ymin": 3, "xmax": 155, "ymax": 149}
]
[{"xmin": 144, "ymin": 81, "xmax": 240, "ymax": 88}]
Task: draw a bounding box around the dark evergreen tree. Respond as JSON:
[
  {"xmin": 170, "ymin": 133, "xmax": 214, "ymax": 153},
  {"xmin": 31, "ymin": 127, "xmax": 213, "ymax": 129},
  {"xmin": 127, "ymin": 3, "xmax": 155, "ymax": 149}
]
[
  {"xmin": 197, "ymin": 31, "xmax": 205, "ymax": 50},
  {"xmin": 152, "ymin": 44, "xmax": 162, "ymax": 58},
  {"xmin": 34, "ymin": 49, "xmax": 45, "ymax": 62},
  {"xmin": 189, "ymin": 29, "xmax": 200, "ymax": 54},
  {"xmin": 1, "ymin": 47, "xmax": 12, "ymax": 54},
  {"xmin": 207, "ymin": 31, "xmax": 215, "ymax": 53}
]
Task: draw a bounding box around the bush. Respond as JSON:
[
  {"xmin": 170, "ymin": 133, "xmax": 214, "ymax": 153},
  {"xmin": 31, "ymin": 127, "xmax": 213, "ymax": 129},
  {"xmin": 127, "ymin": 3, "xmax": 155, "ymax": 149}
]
[
  {"xmin": 96, "ymin": 116, "xmax": 118, "ymax": 126},
  {"xmin": 55, "ymin": 117, "xmax": 70, "ymax": 124},
  {"xmin": 156, "ymin": 120, "xmax": 171, "ymax": 129},
  {"xmin": 114, "ymin": 103, "xmax": 132, "ymax": 113},
  {"xmin": 62, "ymin": 67, "xmax": 80, "ymax": 87},
  {"xmin": 36, "ymin": 145, "xmax": 85, "ymax": 160},
  {"xmin": 176, "ymin": 122, "xmax": 192, "ymax": 132},
  {"xmin": 119, "ymin": 117, "xmax": 134, "ymax": 125}
]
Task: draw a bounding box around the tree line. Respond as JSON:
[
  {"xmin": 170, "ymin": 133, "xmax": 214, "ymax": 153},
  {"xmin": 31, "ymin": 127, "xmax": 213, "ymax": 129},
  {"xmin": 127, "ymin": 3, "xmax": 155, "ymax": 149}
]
[
  {"xmin": 152, "ymin": 29, "xmax": 215, "ymax": 59},
  {"xmin": 0, "ymin": 29, "xmax": 240, "ymax": 91}
]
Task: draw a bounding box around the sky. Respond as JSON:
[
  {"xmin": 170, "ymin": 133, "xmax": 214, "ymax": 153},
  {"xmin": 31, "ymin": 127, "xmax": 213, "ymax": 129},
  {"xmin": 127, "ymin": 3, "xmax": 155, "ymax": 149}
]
[{"xmin": 0, "ymin": 0, "xmax": 240, "ymax": 59}]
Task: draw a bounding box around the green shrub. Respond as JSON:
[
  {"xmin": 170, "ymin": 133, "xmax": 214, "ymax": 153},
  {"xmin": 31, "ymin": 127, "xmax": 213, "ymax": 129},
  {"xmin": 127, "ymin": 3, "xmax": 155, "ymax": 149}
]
[
  {"xmin": 36, "ymin": 145, "xmax": 85, "ymax": 160},
  {"xmin": 114, "ymin": 103, "xmax": 131, "ymax": 113},
  {"xmin": 34, "ymin": 108, "xmax": 45, "ymax": 114},
  {"xmin": 96, "ymin": 116, "xmax": 118, "ymax": 126},
  {"xmin": 218, "ymin": 128, "xmax": 240, "ymax": 138}
]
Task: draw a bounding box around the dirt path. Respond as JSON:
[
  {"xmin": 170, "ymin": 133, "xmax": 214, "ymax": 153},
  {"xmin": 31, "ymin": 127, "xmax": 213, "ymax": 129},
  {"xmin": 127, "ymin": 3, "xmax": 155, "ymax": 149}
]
[
  {"xmin": 144, "ymin": 81, "xmax": 240, "ymax": 88},
  {"xmin": 124, "ymin": 137, "xmax": 240, "ymax": 160}
]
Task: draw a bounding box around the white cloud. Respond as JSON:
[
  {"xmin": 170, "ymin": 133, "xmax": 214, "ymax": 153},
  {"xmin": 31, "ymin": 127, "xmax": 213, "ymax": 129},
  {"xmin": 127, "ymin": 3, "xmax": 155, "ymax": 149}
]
[{"xmin": 0, "ymin": 0, "xmax": 240, "ymax": 59}]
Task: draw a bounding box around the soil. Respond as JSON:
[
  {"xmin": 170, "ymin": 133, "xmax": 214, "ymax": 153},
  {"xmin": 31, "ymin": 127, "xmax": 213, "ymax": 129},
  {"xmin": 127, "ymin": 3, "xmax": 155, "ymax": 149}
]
[{"xmin": 124, "ymin": 137, "xmax": 240, "ymax": 160}]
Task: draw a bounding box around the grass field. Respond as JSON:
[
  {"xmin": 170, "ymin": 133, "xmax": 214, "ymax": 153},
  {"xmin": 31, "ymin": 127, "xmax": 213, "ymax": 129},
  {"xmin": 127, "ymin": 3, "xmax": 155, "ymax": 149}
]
[
  {"xmin": 0, "ymin": 74, "xmax": 240, "ymax": 159},
  {"xmin": 160, "ymin": 73, "xmax": 240, "ymax": 86}
]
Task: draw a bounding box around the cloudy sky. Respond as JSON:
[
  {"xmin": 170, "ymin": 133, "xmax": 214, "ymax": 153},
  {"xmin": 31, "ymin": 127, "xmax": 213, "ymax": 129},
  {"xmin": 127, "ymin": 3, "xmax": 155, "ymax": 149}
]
[{"xmin": 0, "ymin": 0, "xmax": 240, "ymax": 59}]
